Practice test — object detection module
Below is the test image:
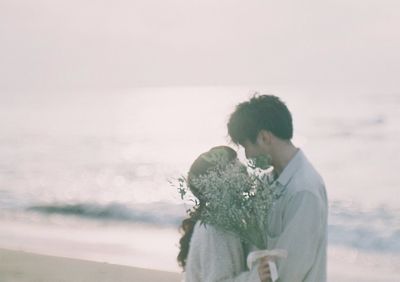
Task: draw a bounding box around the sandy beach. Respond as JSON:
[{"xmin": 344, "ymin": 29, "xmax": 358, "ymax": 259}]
[
  {"xmin": 1, "ymin": 247, "xmax": 400, "ymax": 282},
  {"xmin": 0, "ymin": 248, "xmax": 181, "ymax": 282}
]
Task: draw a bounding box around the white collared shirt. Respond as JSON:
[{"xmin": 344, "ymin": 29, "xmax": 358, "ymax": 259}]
[{"xmin": 267, "ymin": 149, "xmax": 328, "ymax": 282}]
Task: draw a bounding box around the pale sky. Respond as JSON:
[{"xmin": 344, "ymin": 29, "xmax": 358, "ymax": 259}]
[{"xmin": 1, "ymin": 0, "xmax": 399, "ymax": 92}]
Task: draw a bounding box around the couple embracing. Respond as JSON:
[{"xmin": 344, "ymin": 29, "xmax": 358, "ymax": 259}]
[{"xmin": 177, "ymin": 95, "xmax": 328, "ymax": 282}]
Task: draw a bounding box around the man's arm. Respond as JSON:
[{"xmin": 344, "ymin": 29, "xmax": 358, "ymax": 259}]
[{"xmin": 264, "ymin": 191, "xmax": 326, "ymax": 282}]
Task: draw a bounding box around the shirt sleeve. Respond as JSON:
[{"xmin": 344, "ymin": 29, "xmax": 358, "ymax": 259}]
[{"xmin": 272, "ymin": 191, "xmax": 325, "ymax": 282}]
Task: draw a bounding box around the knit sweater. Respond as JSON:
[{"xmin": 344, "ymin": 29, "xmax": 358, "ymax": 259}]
[{"xmin": 184, "ymin": 222, "xmax": 260, "ymax": 282}]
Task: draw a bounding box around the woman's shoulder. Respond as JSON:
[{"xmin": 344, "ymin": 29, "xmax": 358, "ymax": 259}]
[
  {"xmin": 192, "ymin": 222, "xmax": 240, "ymax": 242},
  {"xmin": 193, "ymin": 222, "xmax": 221, "ymax": 236},
  {"xmin": 192, "ymin": 221, "xmax": 213, "ymax": 240}
]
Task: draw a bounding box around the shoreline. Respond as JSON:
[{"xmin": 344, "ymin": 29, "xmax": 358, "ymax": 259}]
[
  {"xmin": 0, "ymin": 247, "xmax": 400, "ymax": 282},
  {"xmin": 0, "ymin": 248, "xmax": 182, "ymax": 282},
  {"xmin": 1, "ymin": 247, "xmax": 399, "ymax": 282}
]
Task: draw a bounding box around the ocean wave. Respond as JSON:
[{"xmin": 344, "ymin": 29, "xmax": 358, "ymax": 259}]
[
  {"xmin": 329, "ymin": 201, "xmax": 400, "ymax": 253},
  {"xmin": 27, "ymin": 202, "xmax": 185, "ymax": 227},
  {"xmin": 24, "ymin": 200, "xmax": 400, "ymax": 254},
  {"xmin": 329, "ymin": 224, "xmax": 400, "ymax": 254}
]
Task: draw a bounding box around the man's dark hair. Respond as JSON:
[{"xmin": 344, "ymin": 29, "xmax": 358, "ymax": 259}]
[{"xmin": 227, "ymin": 94, "xmax": 293, "ymax": 145}]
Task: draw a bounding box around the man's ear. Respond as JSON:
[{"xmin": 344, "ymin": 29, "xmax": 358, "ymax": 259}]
[{"xmin": 257, "ymin": 130, "xmax": 272, "ymax": 146}]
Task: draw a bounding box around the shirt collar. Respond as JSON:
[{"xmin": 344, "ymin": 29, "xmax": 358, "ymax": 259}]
[{"xmin": 273, "ymin": 149, "xmax": 304, "ymax": 195}]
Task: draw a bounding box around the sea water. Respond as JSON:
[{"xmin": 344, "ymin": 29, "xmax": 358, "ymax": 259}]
[{"xmin": 0, "ymin": 87, "xmax": 399, "ymax": 278}]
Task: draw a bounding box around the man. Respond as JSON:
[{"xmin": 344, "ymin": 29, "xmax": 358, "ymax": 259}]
[{"xmin": 227, "ymin": 95, "xmax": 328, "ymax": 282}]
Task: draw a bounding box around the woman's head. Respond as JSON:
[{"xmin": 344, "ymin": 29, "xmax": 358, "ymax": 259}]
[
  {"xmin": 187, "ymin": 146, "xmax": 237, "ymax": 201},
  {"xmin": 177, "ymin": 145, "xmax": 237, "ymax": 269}
]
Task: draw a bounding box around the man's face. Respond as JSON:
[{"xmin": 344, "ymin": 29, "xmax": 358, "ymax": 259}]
[{"xmin": 242, "ymin": 139, "xmax": 265, "ymax": 159}]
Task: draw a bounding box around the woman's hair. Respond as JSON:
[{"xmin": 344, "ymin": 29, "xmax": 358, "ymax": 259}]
[
  {"xmin": 177, "ymin": 145, "xmax": 237, "ymax": 269},
  {"xmin": 227, "ymin": 94, "xmax": 293, "ymax": 145}
]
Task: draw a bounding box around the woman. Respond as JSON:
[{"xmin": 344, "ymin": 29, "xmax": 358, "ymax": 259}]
[{"xmin": 177, "ymin": 146, "xmax": 266, "ymax": 282}]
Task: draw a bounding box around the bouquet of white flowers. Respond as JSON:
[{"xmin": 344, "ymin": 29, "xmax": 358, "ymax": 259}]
[
  {"xmin": 173, "ymin": 155, "xmax": 288, "ymax": 281},
  {"xmin": 172, "ymin": 154, "xmax": 286, "ymax": 281},
  {"xmin": 173, "ymin": 153, "xmax": 287, "ymax": 281},
  {"xmin": 175, "ymin": 157, "xmax": 276, "ymax": 250}
]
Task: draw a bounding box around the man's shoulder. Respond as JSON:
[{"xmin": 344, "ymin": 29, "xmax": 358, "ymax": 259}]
[{"xmin": 288, "ymin": 154, "xmax": 326, "ymax": 201}]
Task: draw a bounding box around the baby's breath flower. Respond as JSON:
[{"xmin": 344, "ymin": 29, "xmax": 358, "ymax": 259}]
[{"xmin": 172, "ymin": 160, "xmax": 278, "ymax": 249}]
